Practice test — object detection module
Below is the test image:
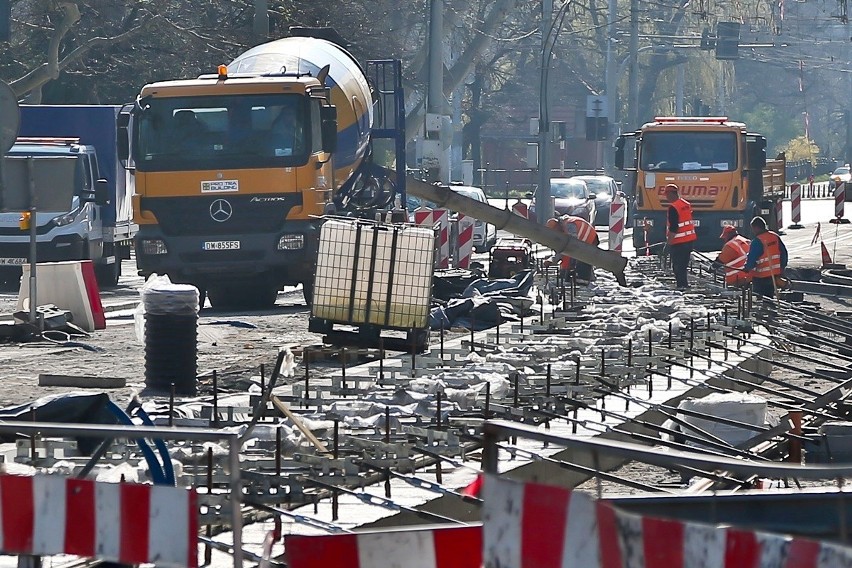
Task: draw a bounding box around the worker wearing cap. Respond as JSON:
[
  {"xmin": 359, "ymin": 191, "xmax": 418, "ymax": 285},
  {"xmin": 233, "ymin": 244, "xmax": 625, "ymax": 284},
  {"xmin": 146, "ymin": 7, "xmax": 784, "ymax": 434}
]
[
  {"xmin": 743, "ymin": 216, "xmax": 787, "ymax": 298},
  {"xmin": 664, "ymin": 184, "xmax": 697, "ymax": 290},
  {"xmin": 713, "ymin": 226, "xmax": 752, "ymax": 287},
  {"xmin": 545, "ymin": 214, "xmax": 599, "ymax": 282}
]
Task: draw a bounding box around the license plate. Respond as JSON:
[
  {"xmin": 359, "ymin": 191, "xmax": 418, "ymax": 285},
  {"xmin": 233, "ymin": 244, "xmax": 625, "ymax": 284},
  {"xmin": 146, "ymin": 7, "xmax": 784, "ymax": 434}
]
[
  {"xmin": 0, "ymin": 258, "xmax": 27, "ymax": 265},
  {"xmin": 203, "ymin": 241, "xmax": 240, "ymax": 251}
]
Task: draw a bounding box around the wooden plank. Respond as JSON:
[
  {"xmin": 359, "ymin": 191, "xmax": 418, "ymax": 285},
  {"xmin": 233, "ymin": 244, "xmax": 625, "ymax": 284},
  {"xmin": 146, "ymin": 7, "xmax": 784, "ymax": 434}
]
[
  {"xmin": 270, "ymin": 395, "xmax": 330, "ymax": 455},
  {"xmin": 38, "ymin": 374, "xmax": 126, "ymax": 388}
]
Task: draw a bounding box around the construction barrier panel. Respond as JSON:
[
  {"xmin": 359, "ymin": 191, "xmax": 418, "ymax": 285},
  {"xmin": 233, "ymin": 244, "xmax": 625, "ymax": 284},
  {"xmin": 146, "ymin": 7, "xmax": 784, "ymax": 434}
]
[
  {"xmin": 482, "ymin": 475, "xmax": 852, "ymax": 568},
  {"xmin": 286, "ymin": 525, "xmax": 482, "ymax": 568},
  {"xmin": 608, "ymin": 195, "xmax": 625, "ymax": 253},
  {"xmin": 414, "ymin": 207, "xmax": 449, "ymax": 268},
  {"xmin": 775, "ymin": 198, "xmax": 783, "ymax": 230},
  {"xmin": 17, "ymin": 260, "xmax": 105, "ymax": 331},
  {"xmin": 0, "ymin": 473, "xmax": 197, "ymax": 567},
  {"xmin": 789, "ymin": 182, "xmax": 803, "ymax": 228},
  {"xmin": 456, "ymin": 213, "xmax": 474, "ymax": 268},
  {"xmin": 511, "ymin": 201, "xmax": 529, "ymax": 219},
  {"xmin": 835, "ymin": 181, "xmax": 847, "ymax": 223}
]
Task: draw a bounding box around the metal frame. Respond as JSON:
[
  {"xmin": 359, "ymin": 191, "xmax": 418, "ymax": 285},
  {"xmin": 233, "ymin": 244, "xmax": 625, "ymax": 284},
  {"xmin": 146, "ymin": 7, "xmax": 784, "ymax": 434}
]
[
  {"xmin": 482, "ymin": 419, "xmax": 852, "ymax": 480},
  {"xmin": 0, "ymin": 421, "xmax": 243, "ymax": 568}
]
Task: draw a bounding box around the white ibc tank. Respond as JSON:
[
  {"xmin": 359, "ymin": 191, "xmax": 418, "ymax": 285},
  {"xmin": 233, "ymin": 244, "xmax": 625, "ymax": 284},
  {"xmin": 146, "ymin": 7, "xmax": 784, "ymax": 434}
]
[{"xmin": 311, "ymin": 219, "xmax": 435, "ymax": 328}]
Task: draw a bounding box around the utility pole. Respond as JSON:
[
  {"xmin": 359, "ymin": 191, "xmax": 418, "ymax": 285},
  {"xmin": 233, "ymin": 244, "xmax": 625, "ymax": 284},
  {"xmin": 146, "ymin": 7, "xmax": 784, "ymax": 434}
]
[
  {"xmin": 627, "ymin": 0, "xmax": 639, "ymax": 130},
  {"xmin": 536, "ymin": 0, "xmax": 554, "ymax": 225},
  {"xmin": 604, "ymin": 0, "xmax": 617, "ymax": 169},
  {"xmin": 420, "ymin": 0, "xmax": 450, "ymax": 183}
]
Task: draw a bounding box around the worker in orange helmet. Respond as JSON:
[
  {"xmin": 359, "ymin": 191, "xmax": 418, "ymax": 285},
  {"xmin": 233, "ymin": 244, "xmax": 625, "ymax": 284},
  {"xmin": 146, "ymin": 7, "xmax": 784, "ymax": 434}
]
[
  {"xmin": 664, "ymin": 184, "xmax": 697, "ymax": 290},
  {"xmin": 545, "ymin": 214, "xmax": 599, "ymax": 282},
  {"xmin": 712, "ymin": 225, "xmax": 752, "ymax": 287}
]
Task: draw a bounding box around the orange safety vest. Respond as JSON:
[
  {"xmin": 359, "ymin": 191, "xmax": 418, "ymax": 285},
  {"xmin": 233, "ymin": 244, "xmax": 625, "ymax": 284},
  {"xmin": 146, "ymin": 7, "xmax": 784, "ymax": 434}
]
[
  {"xmin": 753, "ymin": 231, "xmax": 782, "ymax": 277},
  {"xmin": 667, "ymin": 198, "xmax": 698, "ymax": 244},
  {"xmin": 556, "ymin": 216, "xmax": 598, "ymax": 269},
  {"xmin": 717, "ymin": 235, "xmax": 751, "ymax": 286}
]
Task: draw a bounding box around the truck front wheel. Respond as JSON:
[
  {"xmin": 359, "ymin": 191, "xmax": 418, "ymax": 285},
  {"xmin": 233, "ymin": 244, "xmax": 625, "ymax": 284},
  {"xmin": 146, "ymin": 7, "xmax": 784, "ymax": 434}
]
[{"xmin": 94, "ymin": 259, "xmax": 121, "ymax": 288}]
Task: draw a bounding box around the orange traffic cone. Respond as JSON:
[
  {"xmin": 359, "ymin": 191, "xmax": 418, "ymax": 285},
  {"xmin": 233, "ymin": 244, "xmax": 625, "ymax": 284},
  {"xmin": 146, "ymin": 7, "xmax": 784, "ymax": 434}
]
[{"xmin": 821, "ymin": 241, "xmax": 834, "ymax": 268}]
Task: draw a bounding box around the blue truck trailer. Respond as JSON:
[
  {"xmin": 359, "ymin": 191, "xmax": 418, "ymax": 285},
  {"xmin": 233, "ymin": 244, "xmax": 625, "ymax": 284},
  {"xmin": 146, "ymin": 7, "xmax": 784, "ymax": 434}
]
[{"xmin": 0, "ymin": 105, "xmax": 136, "ymax": 286}]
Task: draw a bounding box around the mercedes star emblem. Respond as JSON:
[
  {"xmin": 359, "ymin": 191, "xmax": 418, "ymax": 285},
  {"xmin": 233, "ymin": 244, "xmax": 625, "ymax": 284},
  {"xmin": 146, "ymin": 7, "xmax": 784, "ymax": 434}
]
[{"xmin": 210, "ymin": 199, "xmax": 233, "ymax": 222}]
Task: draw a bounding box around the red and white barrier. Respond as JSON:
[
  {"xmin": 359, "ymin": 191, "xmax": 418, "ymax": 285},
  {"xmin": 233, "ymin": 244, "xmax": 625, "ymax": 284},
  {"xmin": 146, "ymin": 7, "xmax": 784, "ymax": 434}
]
[
  {"xmin": 835, "ymin": 181, "xmax": 846, "ymax": 221},
  {"xmin": 414, "ymin": 207, "xmax": 450, "ymax": 268},
  {"xmin": 18, "ymin": 260, "xmax": 105, "ymax": 331},
  {"xmin": 0, "ymin": 473, "xmax": 197, "ymax": 567},
  {"xmin": 482, "ymin": 475, "xmax": 852, "ymax": 568},
  {"xmin": 511, "ymin": 202, "xmax": 529, "ymax": 219},
  {"xmin": 642, "ymin": 218, "xmax": 652, "ymax": 256},
  {"xmin": 789, "ymin": 182, "xmax": 803, "ymax": 228},
  {"xmin": 608, "ymin": 195, "xmax": 625, "ymax": 253},
  {"xmin": 456, "ymin": 214, "xmax": 474, "ymax": 269},
  {"xmin": 775, "ymin": 198, "xmax": 783, "ymax": 230},
  {"xmin": 286, "ymin": 525, "xmax": 482, "ymax": 568}
]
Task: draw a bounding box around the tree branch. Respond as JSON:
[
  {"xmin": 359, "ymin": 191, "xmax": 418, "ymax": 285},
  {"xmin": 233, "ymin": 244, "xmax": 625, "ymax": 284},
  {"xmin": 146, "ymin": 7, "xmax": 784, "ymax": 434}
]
[{"xmin": 10, "ymin": 9, "xmax": 160, "ymax": 98}]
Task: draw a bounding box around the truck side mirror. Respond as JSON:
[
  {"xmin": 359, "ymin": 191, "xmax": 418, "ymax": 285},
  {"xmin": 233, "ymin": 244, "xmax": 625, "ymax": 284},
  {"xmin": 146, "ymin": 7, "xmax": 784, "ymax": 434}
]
[
  {"xmin": 614, "ymin": 137, "xmax": 625, "ymax": 169},
  {"xmin": 321, "ymin": 106, "xmax": 338, "ymax": 154},
  {"xmin": 117, "ymin": 104, "xmax": 133, "ymax": 167},
  {"xmin": 93, "ymin": 178, "xmax": 109, "ymax": 206}
]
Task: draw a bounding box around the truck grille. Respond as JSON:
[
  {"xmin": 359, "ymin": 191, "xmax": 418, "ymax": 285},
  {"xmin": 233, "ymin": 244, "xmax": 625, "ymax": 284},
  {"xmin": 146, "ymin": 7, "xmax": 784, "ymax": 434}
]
[{"xmin": 142, "ymin": 194, "xmax": 303, "ymax": 236}]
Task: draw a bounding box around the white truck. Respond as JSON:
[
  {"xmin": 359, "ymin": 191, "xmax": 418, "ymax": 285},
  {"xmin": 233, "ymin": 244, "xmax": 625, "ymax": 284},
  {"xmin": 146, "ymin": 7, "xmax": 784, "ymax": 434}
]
[{"xmin": 0, "ymin": 106, "xmax": 137, "ymax": 287}]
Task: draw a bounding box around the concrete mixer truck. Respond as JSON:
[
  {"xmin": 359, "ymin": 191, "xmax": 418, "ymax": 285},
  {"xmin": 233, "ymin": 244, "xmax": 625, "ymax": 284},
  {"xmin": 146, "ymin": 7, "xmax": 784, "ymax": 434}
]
[{"xmin": 118, "ymin": 28, "xmax": 406, "ymax": 309}]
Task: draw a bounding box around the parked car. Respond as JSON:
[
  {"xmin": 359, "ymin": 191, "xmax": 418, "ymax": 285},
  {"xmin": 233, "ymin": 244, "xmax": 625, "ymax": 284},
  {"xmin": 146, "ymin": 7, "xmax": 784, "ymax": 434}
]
[
  {"xmin": 530, "ymin": 178, "xmax": 596, "ymax": 224},
  {"xmin": 831, "ymin": 165, "xmax": 851, "ymax": 185},
  {"xmin": 572, "ymin": 175, "xmax": 627, "ymax": 226},
  {"xmin": 448, "ymin": 185, "xmax": 497, "ymax": 252}
]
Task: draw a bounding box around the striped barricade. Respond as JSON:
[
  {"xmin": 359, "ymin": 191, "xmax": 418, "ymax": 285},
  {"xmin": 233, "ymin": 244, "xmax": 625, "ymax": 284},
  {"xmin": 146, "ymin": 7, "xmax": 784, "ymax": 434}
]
[
  {"xmin": 833, "ymin": 181, "xmax": 848, "ymax": 224},
  {"xmin": 456, "ymin": 213, "xmax": 474, "ymax": 268},
  {"xmin": 789, "ymin": 182, "xmax": 803, "ymax": 228},
  {"xmin": 483, "ymin": 475, "xmax": 852, "ymax": 568},
  {"xmin": 0, "ymin": 473, "xmax": 197, "ymax": 567},
  {"xmin": 286, "ymin": 525, "xmax": 482, "ymax": 568},
  {"xmin": 414, "ymin": 207, "xmax": 450, "ymax": 268},
  {"xmin": 608, "ymin": 194, "xmax": 626, "ymax": 253}
]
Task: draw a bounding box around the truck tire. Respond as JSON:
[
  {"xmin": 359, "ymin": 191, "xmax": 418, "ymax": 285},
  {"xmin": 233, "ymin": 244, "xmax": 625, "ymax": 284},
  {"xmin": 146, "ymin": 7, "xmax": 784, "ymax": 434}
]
[
  {"xmin": 95, "ymin": 259, "xmax": 121, "ymax": 288},
  {"xmin": 208, "ymin": 283, "xmax": 279, "ymax": 310},
  {"xmin": 302, "ymin": 279, "xmax": 314, "ymax": 308}
]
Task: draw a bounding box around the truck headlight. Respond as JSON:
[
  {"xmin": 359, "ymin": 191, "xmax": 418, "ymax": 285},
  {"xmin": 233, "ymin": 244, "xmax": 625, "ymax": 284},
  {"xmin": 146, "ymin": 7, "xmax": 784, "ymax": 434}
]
[
  {"xmin": 141, "ymin": 239, "xmax": 168, "ymax": 255},
  {"xmin": 51, "ymin": 211, "xmax": 77, "ymax": 227},
  {"xmin": 278, "ymin": 234, "xmax": 304, "ymax": 250}
]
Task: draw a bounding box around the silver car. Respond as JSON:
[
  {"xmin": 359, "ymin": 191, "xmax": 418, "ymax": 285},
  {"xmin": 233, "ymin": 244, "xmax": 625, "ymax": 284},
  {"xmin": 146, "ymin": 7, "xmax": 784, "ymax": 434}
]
[{"xmin": 572, "ymin": 175, "xmax": 626, "ymax": 226}]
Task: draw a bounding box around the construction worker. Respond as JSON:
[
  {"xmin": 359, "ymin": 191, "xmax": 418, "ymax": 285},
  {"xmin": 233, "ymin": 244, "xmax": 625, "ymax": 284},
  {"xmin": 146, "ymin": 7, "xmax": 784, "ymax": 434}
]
[
  {"xmin": 743, "ymin": 216, "xmax": 788, "ymax": 298},
  {"xmin": 713, "ymin": 225, "xmax": 752, "ymax": 287},
  {"xmin": 664, "ymin": 184, "xmax": 697, "ymax": 290},
  {"xmin": 545, "ymin": 214, "xmax": 599, "ymax": 282}
]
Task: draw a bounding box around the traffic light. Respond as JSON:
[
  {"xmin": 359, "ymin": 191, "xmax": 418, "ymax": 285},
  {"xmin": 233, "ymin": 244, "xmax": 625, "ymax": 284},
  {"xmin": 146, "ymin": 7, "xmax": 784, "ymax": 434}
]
[
  {"xmin": 585, "ymin": 117, "xmax": 608, "ymax": 141},
  {"xmin": 700, "ymin": 28, "xmax": 715, "ymax": 50},
  {"xmin": 715, "ymin": 22, "xmax": 740, "ymax": 60},
  {"xmin": 0, "ymin": 0, "xmax": 10, "ymax": 42}
]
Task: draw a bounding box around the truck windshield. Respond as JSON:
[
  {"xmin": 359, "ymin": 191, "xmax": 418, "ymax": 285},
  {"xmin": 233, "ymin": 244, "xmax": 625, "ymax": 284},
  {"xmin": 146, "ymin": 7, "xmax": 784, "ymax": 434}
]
[
  {"xmin": 135, "ymin": 94, "xmax": 308, "ymax": 171},
  {"xmin": 639, "ymin": 131, "xmax": 737, "ymax": 173}
]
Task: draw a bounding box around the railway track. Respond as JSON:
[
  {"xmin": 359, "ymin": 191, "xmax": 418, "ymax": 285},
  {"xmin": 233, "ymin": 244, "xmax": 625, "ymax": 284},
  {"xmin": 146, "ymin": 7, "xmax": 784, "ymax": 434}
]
[{"xmin": 7, "ymin": 250, "xmax": 852, "ymax": 566}]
